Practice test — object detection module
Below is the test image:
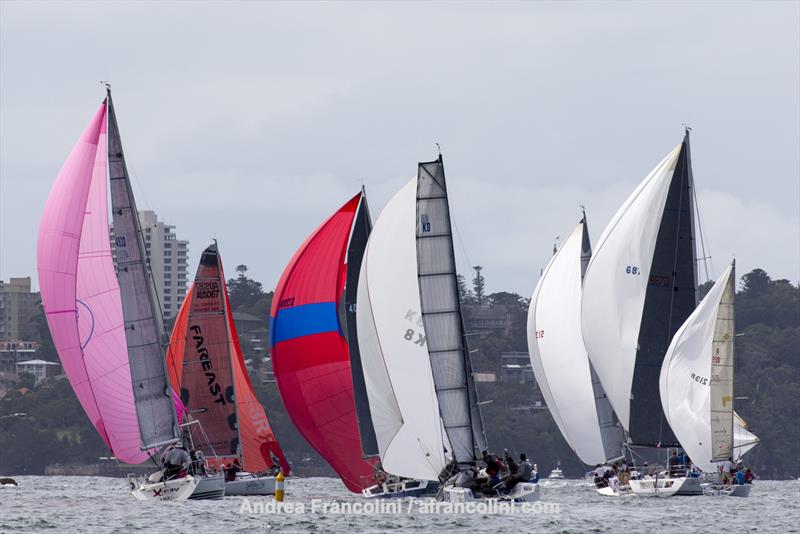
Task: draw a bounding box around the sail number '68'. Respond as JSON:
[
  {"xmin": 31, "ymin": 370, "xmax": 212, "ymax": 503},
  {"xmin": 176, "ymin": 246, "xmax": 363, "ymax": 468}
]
[{"xmin": 625, "ymin": 266, "xmax": 641, "ymax": 275}]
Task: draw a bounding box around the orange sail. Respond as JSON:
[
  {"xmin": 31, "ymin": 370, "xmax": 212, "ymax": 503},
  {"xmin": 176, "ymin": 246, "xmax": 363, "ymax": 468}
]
[{"xmin": 166, "ymin": 243, "xmax": 290, "ymax": 474}]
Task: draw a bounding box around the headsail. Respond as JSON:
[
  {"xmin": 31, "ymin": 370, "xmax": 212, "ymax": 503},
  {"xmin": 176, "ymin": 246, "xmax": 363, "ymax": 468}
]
[
  {"xmin": 416, "ymin": 156, "xmax": 487, "ymax": 465},
  {"xmin": 659, "ymin": 262, "xmax": 735, "ymax": 472},
  {"xmin": 107, "ymin": 91, "xmax": 180, "ymax": 450},
  {"xmin": 270, "ymin": 193, "xmax": 379, "ymax": 492},
  {"xmin": 37, "ymin": 102, "xmax": 146, "ymax": 463},
  {"xmin": 528, "ymin": 216, "xmax": 624, "ymax": 465},
  {"xmin": 582, "ymin": 132, "xmax": 697, "ymax": 447},
  {"xmin": 357, "ymin": 178, "xmax": 447, "ymax": 481},
  {"xmin": 167, "ymin": 244, "xmax": 290, "ymax": 474},
  {"xmin": 343, "ymin": 192, "xmax": 379, "ymax": 458},
  {"xmin": 733, "ymin": 412, "xmax": 760, "ymax": 460}
]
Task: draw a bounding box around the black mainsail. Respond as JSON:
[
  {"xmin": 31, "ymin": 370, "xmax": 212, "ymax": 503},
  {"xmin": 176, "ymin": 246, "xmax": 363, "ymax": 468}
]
[
  {"xmin": 416, "ymin": 155, "xmax": 487, "ymax": 467},
  {"xmin": 108, "ymin": 89, "xmax": 181, "ymax": 450}
]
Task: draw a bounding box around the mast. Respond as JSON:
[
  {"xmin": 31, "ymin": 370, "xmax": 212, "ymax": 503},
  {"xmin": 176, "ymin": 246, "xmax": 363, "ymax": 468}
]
[
  {"xmin": 344, "ymin": 189, "xmax": 380, "ymax": 458},
  {"xmin": 416, "ymin": 154, "xmax": 487, "ymax": 466},
  {"xmin": 107, "ymin": 88, "xmax": 180, "ymax": 450},
  {"xmin": 629, "ymin": 130, "xmax": 698, "ymax": 447}
]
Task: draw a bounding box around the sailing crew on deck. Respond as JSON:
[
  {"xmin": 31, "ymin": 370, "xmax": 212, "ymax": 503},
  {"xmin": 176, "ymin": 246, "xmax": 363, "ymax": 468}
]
[
  {"xmin": 481, "ymin": 450, "xmax": 501, "ymax": 487},
  {"xmin": 504, "ymin": 453, "xmax": 532, "ymax": 492},
  {"xmin": 744, "ymin": 469, "xmax": 755, "ymax": 484},
  {"xmin": 225, "ymin": 458, "xmax": 242, "ymax": 482},
  {"xmin": 668, "ymin": 451, "xmax": 681, "ymax": 477},
  {"xmin": 502, "ymin": 449, "xmax": 514, "ymax": 477},
  {"xmin": 720, "ymin": 457, "xmax": 734, "ymax": 486},
  {"xmin": 163, "ymin": 445, "xmax": 190, "ymax": 480},
  {"xmin": 189, "ymin": 449, "xmax": 206, "ymax": 476},
  {"xmin": 593, "ymin": 464, "xmax": 607, "ymax": 487}
]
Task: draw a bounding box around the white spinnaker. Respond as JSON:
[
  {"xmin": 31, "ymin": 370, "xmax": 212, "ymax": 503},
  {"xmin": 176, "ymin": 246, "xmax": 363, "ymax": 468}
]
[
  {"xmin": 733, "ymin": 412, "xmax": 760, "ymax": 460},
  {"xmin": 581, "ymin": 144, "xmax": 682, "ymax": 431},
  {"xmin": 528, "ymin": 222, "xmax": 606, "ymax": 465},
  {"xmin": 659, "ymin": 264, "xmax": 733, "ymax": 473},
  {"xmin": 356, "ymin": 178, "xmax": 446, "ymax": 481}
]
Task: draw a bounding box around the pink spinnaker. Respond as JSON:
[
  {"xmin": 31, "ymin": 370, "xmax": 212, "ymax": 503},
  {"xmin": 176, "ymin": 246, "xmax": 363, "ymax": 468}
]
[{"xmin": 37, "ymin": 103, "xmax": 146, "ymax": 463}]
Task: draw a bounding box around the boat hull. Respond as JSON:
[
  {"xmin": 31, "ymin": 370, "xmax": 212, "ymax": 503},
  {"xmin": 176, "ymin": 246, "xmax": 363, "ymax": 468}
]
[
  {"xmin": 224, "ymin": 474, "xmax": 278, "ymax": 496},
  {"xmin": 702, "ymin": 483, "xmax": 753, "ymax": 497},
  {"xmin": 362, "ymin": 479, "xmax": 437, "ymax": 499},
  {"xmin": 441, "ymin": 482, "xmax": 541, "ymax": 503},
  {"xmin": 629, "ymin": 476, "xmax": 699, "ymax": 497},
  {"xmin": 595, "ymin": 484, "xmax": 634, "ymax": 497},
  {"xmin": 189, "ymin": 474, "xmax": 225, "ymax": 500},
  {"xmin": 131, "ymin": 475, "xmax": 199, "ymax": 502}
]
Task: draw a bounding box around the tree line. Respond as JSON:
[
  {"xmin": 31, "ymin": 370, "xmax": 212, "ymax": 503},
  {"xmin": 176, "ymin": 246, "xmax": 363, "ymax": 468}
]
[{"xmin": 1, "ymin": 266, "xmax": 796, "ymax": 479}]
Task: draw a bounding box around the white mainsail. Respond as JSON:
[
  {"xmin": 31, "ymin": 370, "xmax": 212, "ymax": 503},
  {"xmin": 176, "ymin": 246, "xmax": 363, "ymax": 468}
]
[
  {"xmin": 581, "ymin": 144, "xmax": 682, "ymax": 432},
  {"xmin": 659, "ymin": 263, "xmax": 756, "ymax": 472},
  {"xmin": 356, "ymin": 178, "xmax": 447, "ymax": 481},
  {"xmin": 528, "ymin": 221, "xmax": 608, "ymax": 464}
]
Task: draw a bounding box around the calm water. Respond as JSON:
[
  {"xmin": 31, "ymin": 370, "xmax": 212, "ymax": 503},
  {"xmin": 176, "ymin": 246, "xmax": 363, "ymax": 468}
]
[{"xmin": 1, "ymin": 476, "xmax": 799, "ymax": 533}]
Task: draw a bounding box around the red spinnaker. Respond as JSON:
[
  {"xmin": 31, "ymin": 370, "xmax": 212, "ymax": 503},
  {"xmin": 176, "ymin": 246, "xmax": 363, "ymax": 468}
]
[{"xmin": 270, "ymin": 193, "xmax": 379, "ymax": 492}]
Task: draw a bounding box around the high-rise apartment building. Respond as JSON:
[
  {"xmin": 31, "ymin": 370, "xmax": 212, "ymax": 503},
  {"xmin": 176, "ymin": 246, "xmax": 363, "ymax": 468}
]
[
  {"xmin": 0, "ymin": 277, "xmax": 40, "ymax": 341},
  {"xmin": 111, "ymin": 210, "xmax": 189, "ymax": 320}
]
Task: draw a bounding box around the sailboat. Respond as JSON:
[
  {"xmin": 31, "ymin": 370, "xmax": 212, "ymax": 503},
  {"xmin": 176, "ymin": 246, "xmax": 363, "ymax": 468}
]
[
  {"xmin": 269, "ymin": 192, "xmax": 382, "ymax": 493},
  {"xmin": 166, "ymin": 242, "xmax": 291, "ymax": 496},
  {"xmin": 357, "ymin": 154, "xmax": 539, "ymax": 503},
  {"xmin": 37, "ymin": 87, "xmax": 211, "ymax": 501},
  {"xmin": 581, "ymin": 129, "xmax": 703, "ymax": 497},
  {"xmin": 659, "ymin": 260, "xmax": 759, "ymax": 497},
  {"xmin": 527, "ymin": 213, "xmax": 626, "ymax": 494}
]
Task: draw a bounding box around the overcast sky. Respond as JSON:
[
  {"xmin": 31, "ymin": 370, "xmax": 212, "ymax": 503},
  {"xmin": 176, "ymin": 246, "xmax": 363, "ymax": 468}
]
[{"xmin": 1, "ymin": 1, "xmax": 798, "ymax": 297}]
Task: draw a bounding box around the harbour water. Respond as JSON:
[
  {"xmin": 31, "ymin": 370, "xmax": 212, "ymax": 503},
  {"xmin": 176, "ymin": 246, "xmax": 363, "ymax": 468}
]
[{"xmin": 1, "ymin": 476, "xmax": 798, "ymax": 533}]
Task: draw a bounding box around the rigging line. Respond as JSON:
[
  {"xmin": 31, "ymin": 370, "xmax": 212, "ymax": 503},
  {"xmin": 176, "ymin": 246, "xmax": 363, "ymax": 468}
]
[{"xmin": 693, "ymin": 182, "xmax": 713, "ymax": 284}]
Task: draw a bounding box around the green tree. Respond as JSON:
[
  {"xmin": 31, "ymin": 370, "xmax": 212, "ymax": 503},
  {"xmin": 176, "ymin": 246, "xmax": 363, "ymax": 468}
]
[
  {"xmin": 227, "ymin": 264, "xmax": 265, "ymax": 311},
  {"xmin": 472, "ymin": 266, "xmax": 486, "ymax": 305}
]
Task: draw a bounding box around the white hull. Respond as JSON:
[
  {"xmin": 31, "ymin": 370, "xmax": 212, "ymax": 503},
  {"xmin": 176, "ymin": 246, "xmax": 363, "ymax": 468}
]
[
  {"xmin": 629, "ymin": 476, "xmax": 700, "ymax": 497},
  {"xmin": 362, "ymin": 479, "xmax": 435, "ymax": 499},
  {"xmin": 224, "ymin": 474, "xmax": 277, "ymax": 496},
  {"xmin": 702, "ymin": 483, "xmax": 753, "ymax": 497},
  {"xmin": 131, "ymin": 475, "xmax": 199, "ymax": 502},
  {"xmin": 595, "ymin": 484, "xmax": 634, "ymax": 497},
  {"xmin": 189, "ymin": 474, "xmax": 225, "ymax": 500},
  {"xmin": 441, "ymin": 482, "xmax": 541, "ymax": 503},
  {"xmin": 548, "ymin": 469, "xmax": 564, "ymax": 480}
]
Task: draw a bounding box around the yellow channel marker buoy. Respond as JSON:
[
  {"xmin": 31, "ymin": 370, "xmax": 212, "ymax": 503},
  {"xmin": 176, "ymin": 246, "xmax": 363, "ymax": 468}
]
[{"xmin": 275, "ymin": 471, "xmax": 285, "ymax": 502}]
